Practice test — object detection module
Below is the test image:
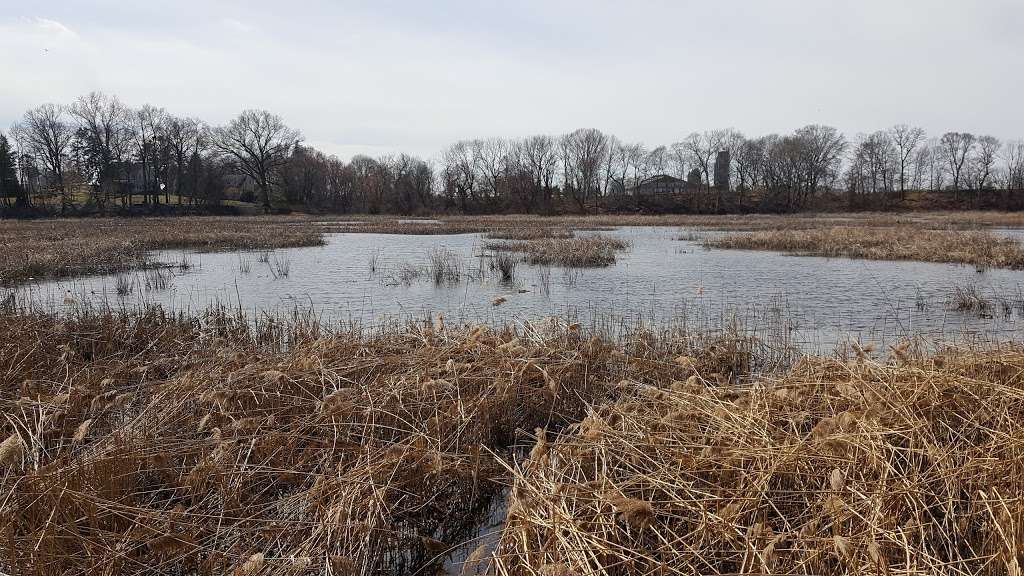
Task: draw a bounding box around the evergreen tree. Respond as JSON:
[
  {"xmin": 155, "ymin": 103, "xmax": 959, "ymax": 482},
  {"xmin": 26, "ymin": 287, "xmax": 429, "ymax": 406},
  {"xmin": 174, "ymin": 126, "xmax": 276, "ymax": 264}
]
[{"xmin": 0, "ymin": 133, "xmax": 23, "ymax": 207}]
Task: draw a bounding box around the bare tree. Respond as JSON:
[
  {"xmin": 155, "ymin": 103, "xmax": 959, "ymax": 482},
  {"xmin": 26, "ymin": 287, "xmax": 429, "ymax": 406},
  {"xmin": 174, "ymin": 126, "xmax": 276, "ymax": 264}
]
[
  {"xmin": 473, "ymin": 138, "xmax": 509, "ymax": 205},
  {"xmin": 11, "ymin": 104, "xmax": 76, "ymax": 212},
  {"xmin": 164, "ymin": 116, "xmax": 207, "ymax": 204},
  {"xmin": 132, "ymin": 104, "xmax": 167, "ymax": 205},
  {"xmin": 889, "ymin": 124, "xmax": 925, "ymax": 198},
  {"xmin": 761, "ymin": 126, "xmax": 845, "ymax": 211},
  {"xmin": 213, "ymin": 110, "xmax": 301, "ymax": 211},
  {"xmin": 560, "ymin": 128, "xmax": 609, "ymax": 212},
  {"xmin": 849, "ymin": 131, "xmax": 897, "ymax": 198},
  {"xmin": 519, "ymin": 134, "xmax": 559, "ymax": 211},
  {"xmin": 70, "ymin": 92, "xmax": 132, "ymax": 212},
  {"xmin": 939, "ymin": 131, "xmax": 975, "ymax": 198},
  {"xmin": 1004, "ymin": 140, "xmax": 1024, "ymax": 193},
  {"xmin": 645, "ymin": 145, "xmax": 668, "ymax": 179},
  {"xmin": 441, "ymin": 141, "xmax": 477, "ymax": 212},
  {"xmin": 668, "ymin": 143, "xmax": 688, "ymax": 181},
  {"xmin": 733, "ymin": 137, "xmax": 765, "ymax": 193},
  {"xmin": 969, "ymin": 135, "xmax": 1000, "ymax": 192},
  {"xmin": 678, "ymin": 130, "xmax": 725, "ymax": 190}
]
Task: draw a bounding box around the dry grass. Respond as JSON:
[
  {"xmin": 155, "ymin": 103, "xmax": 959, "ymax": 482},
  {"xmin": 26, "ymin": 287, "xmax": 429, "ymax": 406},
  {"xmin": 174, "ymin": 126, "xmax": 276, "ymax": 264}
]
[
  {"xmin": 0, "ymin": 216, "xmax": 322, "ymax": 285},
  {"xmin": 484, "ymin": 227, "xmax": 576, "ymax": 241},
  {"xmin": 487, "ymin": 235, "xmax": 630, "ymax": 267},
  {"xmin": 0, "ymin": 307, "xmax": 708, "ymax": 575},
  {"xmin": 490, "ymin": 345, "xmax": 1024, "ymax": 576},
  {"xmin": 3, "ymin": 306, "xmax": 1021, "ymax": 574},
  {"xmin": 316, "ymin": 211, "xmax": 1024, "ymax": 235},
  {"xmin": 706, "ymin": 225, "xmax": 1024, "ymax": 270}
]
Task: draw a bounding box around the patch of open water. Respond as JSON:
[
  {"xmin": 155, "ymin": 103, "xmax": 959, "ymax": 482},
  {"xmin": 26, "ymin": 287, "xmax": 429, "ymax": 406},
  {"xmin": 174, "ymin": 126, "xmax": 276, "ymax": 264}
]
[{"xmin": 17, "ymin": 226, "xmax": 1024, "ymax": 351}]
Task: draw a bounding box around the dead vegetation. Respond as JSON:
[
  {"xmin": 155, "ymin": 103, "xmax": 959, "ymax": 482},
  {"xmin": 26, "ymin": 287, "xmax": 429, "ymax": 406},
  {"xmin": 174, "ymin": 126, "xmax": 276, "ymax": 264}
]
[
  {"xmin": 486, "ymin": 235, "xmax": 630, "ymax": 267},
  {"xmin": 706, "ymin": 225, "xmax": 1024, "ymax": 269},
  {"xmin": 316, "ymin": 211, "xmax": 1024, "ymax": 235},
  {"xmin": 490, "ymin": 345, "xmax": 1024, "ymax": 576},
  {"xmin": 1, "ymin": 305, "xmax": 1021, "ymax": 574},
  {"xmin": 0, "ymin": 307, "xmax": 705, "ymax": 575},
  {"xmin": 0, "ymin": 216, "xmax": 322, "ymax": 285}
]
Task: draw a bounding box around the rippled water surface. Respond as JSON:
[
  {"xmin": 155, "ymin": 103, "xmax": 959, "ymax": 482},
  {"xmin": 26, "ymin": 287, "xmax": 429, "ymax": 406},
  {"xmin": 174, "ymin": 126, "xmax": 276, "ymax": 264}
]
[{"xmin": 20, "ymin": 226, "xmax": 1024, "ymax": 350}]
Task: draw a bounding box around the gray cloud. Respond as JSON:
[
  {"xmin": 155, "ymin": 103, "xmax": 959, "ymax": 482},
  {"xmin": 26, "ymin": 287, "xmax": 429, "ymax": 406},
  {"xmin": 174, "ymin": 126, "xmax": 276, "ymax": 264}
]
[{"xmin": 2, "ymin": 0, "xmax": 1022, "ymax": 161}]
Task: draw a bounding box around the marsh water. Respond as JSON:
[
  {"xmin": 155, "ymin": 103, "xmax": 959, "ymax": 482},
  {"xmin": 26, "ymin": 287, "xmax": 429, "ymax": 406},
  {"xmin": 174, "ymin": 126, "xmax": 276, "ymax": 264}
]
[{"xmin": 18, "ymin": 225, "xmax": 1024, "ymax": 351}]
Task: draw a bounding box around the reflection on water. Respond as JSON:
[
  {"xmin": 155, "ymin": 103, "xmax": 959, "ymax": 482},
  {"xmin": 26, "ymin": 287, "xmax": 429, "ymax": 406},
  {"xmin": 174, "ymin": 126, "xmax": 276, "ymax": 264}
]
[{"xmin": 16, "ymin": 226, "xmax": 1024, "ymax": 351}]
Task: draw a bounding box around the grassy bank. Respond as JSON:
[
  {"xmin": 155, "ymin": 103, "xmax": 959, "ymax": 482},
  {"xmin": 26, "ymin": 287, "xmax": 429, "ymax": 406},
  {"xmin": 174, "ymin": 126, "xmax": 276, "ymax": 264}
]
[
  {"xmin": 0, "ymin": 216, "xmax": 323, "ymax": 284},
  {"xmin": 705, "ymin": 225, "xmax": 1024, "ymax": 270},
  {"xmin": 1, "ymin": 307, "xmax": 1022, "ymax": 574}
]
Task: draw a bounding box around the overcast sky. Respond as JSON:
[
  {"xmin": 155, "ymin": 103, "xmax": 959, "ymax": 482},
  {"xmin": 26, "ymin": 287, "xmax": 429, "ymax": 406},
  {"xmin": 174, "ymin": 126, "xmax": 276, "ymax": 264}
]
[{"xmin": 2, "ymin": 0, "xmax": 1023, "ymax": 160}]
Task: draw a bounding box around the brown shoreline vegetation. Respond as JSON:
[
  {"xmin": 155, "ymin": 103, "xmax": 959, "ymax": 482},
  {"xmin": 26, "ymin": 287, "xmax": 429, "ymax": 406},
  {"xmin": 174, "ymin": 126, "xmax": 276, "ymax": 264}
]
[
  {"xmin": 706, "ymin": 226, "xmax": 1024, "ymax": 270},
  {"xmin": 0, "ymin": 216, "xmax": 322, "ymax": 284},
  {"xmin": 2, "ymin": 307, "xmax": 1023, "ymax": 575},
  {"xmin": 319, "ymin": 210, "xmax": 1024, "ymax": 234}
]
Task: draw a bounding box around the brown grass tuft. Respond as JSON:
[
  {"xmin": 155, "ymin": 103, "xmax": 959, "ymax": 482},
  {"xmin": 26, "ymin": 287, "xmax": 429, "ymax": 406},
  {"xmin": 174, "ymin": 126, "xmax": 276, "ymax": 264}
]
[
  {"xmin": 0, "ymin": 434, "xmax": 24, "ymax": 467},
  {"xmin": 486, "ymin": 235, "xmax": 629, "ymax": 267}
]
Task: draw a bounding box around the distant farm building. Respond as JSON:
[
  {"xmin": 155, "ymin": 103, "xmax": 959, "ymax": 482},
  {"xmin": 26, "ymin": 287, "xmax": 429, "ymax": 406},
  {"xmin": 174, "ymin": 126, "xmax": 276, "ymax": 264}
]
[{"xmin": 625, "ymin": 174, "xmax": 692, "ymax": 197}]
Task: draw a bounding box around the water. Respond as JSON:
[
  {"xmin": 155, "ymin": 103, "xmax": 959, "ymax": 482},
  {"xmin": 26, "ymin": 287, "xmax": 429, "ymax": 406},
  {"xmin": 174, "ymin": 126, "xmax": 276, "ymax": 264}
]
[{"xmin": 16, "ymin": 226, "xmax": 1024, "ymax": 351}]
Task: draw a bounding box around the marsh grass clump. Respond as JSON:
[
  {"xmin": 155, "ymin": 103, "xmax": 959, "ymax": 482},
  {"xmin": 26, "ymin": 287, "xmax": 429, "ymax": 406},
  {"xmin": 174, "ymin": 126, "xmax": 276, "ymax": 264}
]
[
  {"xmin": 427, "ymin": 248, "xmax": 463, "ymax": 285},
  {"xmin": 485, "ymin": 227, "xmax": 575, "ymax": 241},
  {"xmin": 536, "ymin": 266, "xmax": 552, "ymax": 296},
  {"xmin": 489, "ymin": 348, "xmax": 1024, "ymax": 576},
  {"xmin": 950, "ymin": 283, "xmax": 992, "ymax": 314},
  {"xmin": 490, "ymin": 252, "xmax": 519, "ymax": 284},
  {"xmin": 705, "ymin": 225, "xmax": 1024, "ymax": 270},
  {"xmin": 487, "ymin": 235, "xmax": 629, "ymax": 267},
  {"xmin": 268, "ymin": 253, "xmax": 291, "ymax": 278},
  {"xmin": 143, "ymin": 267, "xmax": 171, "ymax": 291},
  {"xmin": 114, "ymin": 274, "xmax": 133, "ymax": 296}
]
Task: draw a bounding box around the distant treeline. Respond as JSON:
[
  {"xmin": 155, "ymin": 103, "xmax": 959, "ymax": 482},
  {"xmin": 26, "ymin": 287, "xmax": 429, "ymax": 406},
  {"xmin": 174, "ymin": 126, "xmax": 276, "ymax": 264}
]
[{"xmin": 2, "ymin": 91, "xmax": 1024, "ymax": 217}]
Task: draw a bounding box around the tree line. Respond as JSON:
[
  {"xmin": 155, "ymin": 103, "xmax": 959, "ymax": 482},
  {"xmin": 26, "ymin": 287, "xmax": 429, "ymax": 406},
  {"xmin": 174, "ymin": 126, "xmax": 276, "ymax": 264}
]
[{"xmin": 3, "ymin": 92, "xmax": 1024, "ymax": 216}]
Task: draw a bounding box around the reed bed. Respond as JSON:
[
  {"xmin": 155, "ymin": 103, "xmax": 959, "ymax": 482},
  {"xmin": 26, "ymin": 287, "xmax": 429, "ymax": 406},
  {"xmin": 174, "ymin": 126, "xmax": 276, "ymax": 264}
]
[
  {"xmin": 317, "ymin": 211, "xmax": 1024, "ymax": 236},
  {"xmin": 5, "ymin": 305, "xmax": 1020, "ymax": 574},
  {"xmin": 0, "ymin": 306, "xmax": 713, "ymax": 575},
  {"xmin": 484, "ymin": 228, "xmax": 576, "ymax": 241},
  {"xmin": 487, "ymin": 236, "xmax": 630, "ymax": 267},
  {"xmin": 0, "ymin": 216, "xmax": 322, "ymax": 285},
  {"xmin": 489, "ymin": 345, "xmax": 1024, "ymax": 576},
  {"xmin": 706, "ymin": 225, "xmax": 1024, "ymax": 270}
]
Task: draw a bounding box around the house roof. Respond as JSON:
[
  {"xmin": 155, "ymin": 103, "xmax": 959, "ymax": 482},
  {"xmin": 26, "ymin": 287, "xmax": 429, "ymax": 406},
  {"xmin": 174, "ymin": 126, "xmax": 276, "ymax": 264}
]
[{"xmin": 630, "ymin": 174, "xmax": 686, "ymax": 188}]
